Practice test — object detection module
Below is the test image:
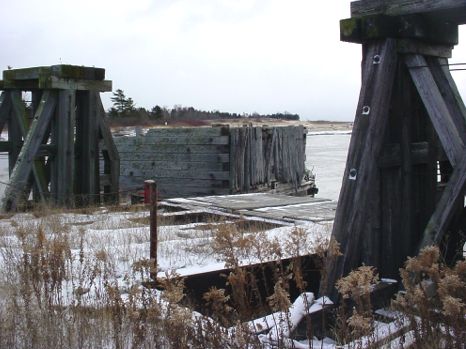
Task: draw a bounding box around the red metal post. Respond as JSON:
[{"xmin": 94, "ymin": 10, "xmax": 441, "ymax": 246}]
[{"xmin": 144, "ymin": 180, "xmax": 158, "ymax": 274}]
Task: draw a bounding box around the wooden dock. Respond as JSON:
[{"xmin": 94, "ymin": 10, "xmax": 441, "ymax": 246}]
[
  {"xmin": 115, "ymin": 125, "xmax": 316, "ymax": 199},
  {"xmin": 162, "ymin": 193, "xmax": 337, "ymax": 225}
]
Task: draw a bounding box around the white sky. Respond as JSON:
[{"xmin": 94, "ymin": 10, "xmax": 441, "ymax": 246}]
[{"xmin": 1, "ymin": 0, "xmax": 465, "ymax": 121}]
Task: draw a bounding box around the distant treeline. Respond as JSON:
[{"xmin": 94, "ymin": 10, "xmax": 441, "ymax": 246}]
[
  {"xmin": 144, "ymin": 105, "xmax": 300, "ymax": 121},
  {"xmin": 106, "ymin": 89, "xmax": 299, "ymax": 125}
]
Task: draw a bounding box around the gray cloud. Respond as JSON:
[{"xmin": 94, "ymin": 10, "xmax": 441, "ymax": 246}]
[{"xmin": 1, "ymin": 0, "xmax": 465, "ymax": 121}]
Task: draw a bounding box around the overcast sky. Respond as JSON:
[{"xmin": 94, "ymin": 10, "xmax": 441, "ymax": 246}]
[{"xmin": 1, "ymin": 0, "xmax": 465, "ymax": 120}]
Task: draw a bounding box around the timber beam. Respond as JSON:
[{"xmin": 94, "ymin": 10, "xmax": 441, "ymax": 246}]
[
  {"xmin": 341, "ymin": 14, "xmax": 458, "ymax": 45},
  {"xmin": 350, "ymin": 0, "xmax": 466, "ymax": 25},
  {"xmin": 3, "ymin": 65, "xmax": 105, "ymax": 82},
  {"xmin": 2, "ymin": 65, "xmax": 111, "ymax": 92}
]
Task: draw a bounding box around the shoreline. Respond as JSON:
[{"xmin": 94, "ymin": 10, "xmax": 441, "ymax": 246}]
[{"xmin": 110, "ymin": 119, "xmax": 354, "ymax": 134}]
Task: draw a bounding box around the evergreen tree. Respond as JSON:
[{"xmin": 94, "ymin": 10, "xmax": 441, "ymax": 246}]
[{"xmin": 109, "ymin": 89, "xmax": 135, "ymax": 117}]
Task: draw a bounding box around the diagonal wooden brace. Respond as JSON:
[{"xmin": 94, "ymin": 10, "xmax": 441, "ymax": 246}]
[
  {"xmin": 3, "ymin": 91, "xmax": 57, "ymax": 211},
  {"xmin": 406, "ymin": 54, "xmax": 465, "ymax": 166},
  {"xmin": 9, "ymin": 91, "xmax": 50, "ymax": 200},
  {"xmin": 420, "ymin": 151, "xmax": 466, "ymax": 248}
]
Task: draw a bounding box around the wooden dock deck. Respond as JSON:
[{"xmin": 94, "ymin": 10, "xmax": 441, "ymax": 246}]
[{"xmin": 163, "ymin": 193, "xmax": 337, "ymax": 224}]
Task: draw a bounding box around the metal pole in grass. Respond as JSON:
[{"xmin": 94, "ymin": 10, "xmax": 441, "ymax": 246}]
[{"xmin": 144, "ymin": 180, "xmax": 158, "ymax": 276}]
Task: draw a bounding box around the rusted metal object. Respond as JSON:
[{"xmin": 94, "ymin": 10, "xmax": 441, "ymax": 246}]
[{"xmin": 144, "ymin": 180, "xmax": 158, "ymax": 266}]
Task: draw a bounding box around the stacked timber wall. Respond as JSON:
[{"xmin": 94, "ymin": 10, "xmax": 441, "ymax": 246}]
[{"xmin": 114, "ymin": 125, "xmax": 307, "ymax": 198}]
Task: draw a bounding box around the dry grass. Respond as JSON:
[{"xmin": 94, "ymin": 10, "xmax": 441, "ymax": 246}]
[
  {"xmin": 392, "ymin": 246, "xmax": 466, "ymax": 348},
  {"xmin": 0, "ymin": 204, "xmax": 464, "ymax": 348},
  {"xmin": 0, "ymin": 205, "xmax": 332, "ymax": 348}
]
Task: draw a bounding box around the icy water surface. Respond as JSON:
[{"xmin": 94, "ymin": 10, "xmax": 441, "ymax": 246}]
[{"xmin": 306, "ymin": 133, "xmax": 351, "ymax": 201}]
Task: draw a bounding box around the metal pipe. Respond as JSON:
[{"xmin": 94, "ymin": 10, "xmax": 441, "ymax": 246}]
[{"xmin": 144, "ymin": 180, "xmax": 158, "ymax": 274}]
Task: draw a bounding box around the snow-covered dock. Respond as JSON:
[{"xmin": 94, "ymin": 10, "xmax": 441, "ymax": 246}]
[{"xmin": 162, "ymin": 193, "xmax": 337, "ymax": 224}]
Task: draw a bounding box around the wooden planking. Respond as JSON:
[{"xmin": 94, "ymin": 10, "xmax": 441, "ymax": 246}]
[
  {"xmin": 3, "ymin": 91, "xmax": 57, "ymax": 210},
  {"xmin": 123, "ymin": 167, "xmax": 229, "ymax": 180},
  {"xmin": 351, "ymin": 0, "xmax": 466, "ymax": 24},
  {"xmin": 322, "ymin": 39, "xmax": 398, "ymax": 300},
  {"xmin": 120, "ymin": 159, "xmax": 228, "ymax": 172},
  {"xmin": 420, "ymin": 151, "xmax": 466, "ymax": 248},
  {"xmin": 145, "ymin": 126, "xmax": 229, "ymax": 138},
  {"xmin": 116, "ymin": 152, "xmax": 229, "ymax": 163},
  {"xmin": 158, "ymin": 186, "xmax": 230, "ymax": 198},
  {"xmin": 120, "ymin": 176, "xmax": 230, "ymax": 197},
  {"xmin": 116, "ymin": 134, "xmax": 229, "ymax": 145},
  {"xmin": 194, "ymin": 193, "xmax": 328, "ymax": 211},
  {"xmin": 118, "ymin": 142, "xmax": 230, "ymax": 154},
  {"xmin": 122, "ymin": 177, "xmax": 229, "ymax": 189},
  {"xmin": 406, "ymin": 54, "xmax": 465, "ymax": 166},
  {"xmin": 246, "ymin": 201, "xmax": 337, "ymax": 223},
  {"xmin": 116, "ymin": 126, "xmax": 231, "ymax": 198}
]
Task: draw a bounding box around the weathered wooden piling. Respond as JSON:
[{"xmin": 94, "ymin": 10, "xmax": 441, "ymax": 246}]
[
  {"xmin": 322, "ymin": 0, "xmax": 466, "ymax": 301},
  {"xmin": 0, "ymin": 65, "xmax": 120, "ymax": 210}
]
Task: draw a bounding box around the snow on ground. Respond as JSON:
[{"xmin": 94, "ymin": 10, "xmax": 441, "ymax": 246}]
[
  {"xmin": 0, "ymin": 206, "xmax": 331, "ymax": 304},
  {"xmin": 0, "ymin": 204, "xmax": 343, "ymax": 348}
]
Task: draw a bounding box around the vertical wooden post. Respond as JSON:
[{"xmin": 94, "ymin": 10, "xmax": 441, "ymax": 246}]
[
  {"xmin": 8, "ymin": 91, "xmax": 23, "ymax": 176},
  {"xmin": 52, "ymin": 89, "xmax": 76, "ymax": 206},
  {"xmin": 144, "ymin": 180, "xmax": 158, "ymax": 269},
  {"xmin": 321, "ymin": 39, "xmax": 398, "ymax": 301},
  {"xmin": 76, "ymin": 91, "xmax": 99, "ymax": 206},
  {"xmin": 31, "ymin": 90, "xmax": 44, "ymax": 203}
]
